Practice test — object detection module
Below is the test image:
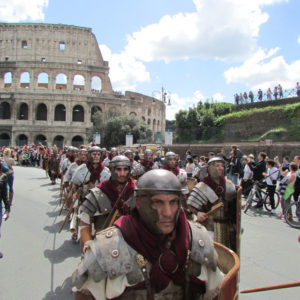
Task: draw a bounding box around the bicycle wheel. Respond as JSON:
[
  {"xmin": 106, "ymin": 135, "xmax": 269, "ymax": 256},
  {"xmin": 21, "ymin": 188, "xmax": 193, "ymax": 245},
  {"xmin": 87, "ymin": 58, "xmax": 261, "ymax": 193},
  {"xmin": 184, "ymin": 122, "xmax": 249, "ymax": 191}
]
[
  {"xmin": 244, "ymin": 190, "xmax": 254, "ymax": 213},
  {"xmin": 264, "ymin": 195, "xmax": 272, "ymax": 211},
  {"xmin": 274, "ymin": 192, "xmax": 280, "ymax": 209},
  {"xmin": 284, "ymin": 201, "xmax": 300, "ymax": 229}
]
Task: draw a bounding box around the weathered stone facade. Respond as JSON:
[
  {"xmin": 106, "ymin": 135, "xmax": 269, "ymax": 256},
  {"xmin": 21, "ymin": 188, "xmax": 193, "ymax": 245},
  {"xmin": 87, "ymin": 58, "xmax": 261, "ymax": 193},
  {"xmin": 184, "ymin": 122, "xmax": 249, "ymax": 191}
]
[{"xmin": 0, "ymin": 23, "xmax": 165, "ymax": 148}]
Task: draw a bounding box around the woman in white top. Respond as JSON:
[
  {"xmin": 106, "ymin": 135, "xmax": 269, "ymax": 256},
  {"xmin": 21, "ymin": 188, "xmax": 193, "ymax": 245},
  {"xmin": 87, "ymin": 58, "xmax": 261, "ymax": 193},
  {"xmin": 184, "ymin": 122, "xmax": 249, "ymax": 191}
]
[
  {"xmin": 185, "ymin": 156, "xmax": 195, "ymax": 178},
  {"xmin": 278, "ymin": 162, "xmax": 298, "ymax": 219}
]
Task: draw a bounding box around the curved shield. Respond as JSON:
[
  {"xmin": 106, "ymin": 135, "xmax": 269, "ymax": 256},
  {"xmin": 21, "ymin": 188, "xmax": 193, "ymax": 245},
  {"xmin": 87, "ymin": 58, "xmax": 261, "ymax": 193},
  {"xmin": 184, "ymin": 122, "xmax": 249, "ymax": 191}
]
[
  {"xmin": 71, "ymin": 164, "xmax": 91, "ymax": 186},
  {"xmin": 214, "ymin": 242, "xmax": 240, "ymax": 300}
]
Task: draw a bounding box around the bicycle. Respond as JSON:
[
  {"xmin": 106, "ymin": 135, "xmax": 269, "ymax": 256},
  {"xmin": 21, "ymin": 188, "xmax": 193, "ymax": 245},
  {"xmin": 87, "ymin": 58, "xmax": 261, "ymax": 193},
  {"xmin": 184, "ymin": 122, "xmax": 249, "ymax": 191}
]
[
  {"xmin": 244, "ymin": 181, "xmax": 280, "ymax": 213},
  {"xmin": 284, "ymin": 198, "xmax": 300, "ymax": 229}
]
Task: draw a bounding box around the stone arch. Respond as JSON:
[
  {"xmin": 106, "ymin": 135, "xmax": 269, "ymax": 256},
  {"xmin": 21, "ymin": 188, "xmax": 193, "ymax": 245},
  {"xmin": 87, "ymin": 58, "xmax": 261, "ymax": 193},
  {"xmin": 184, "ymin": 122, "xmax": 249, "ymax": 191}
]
[
  {"xmin": 55, "ymin": 73, "xmax": 67, "ymax": 90},
  {"xmin": 153, "ymin": 119, "xmax": 156, "ymax": 132},
  {"xmin": 0, "ymin": 102, "xmax": 11, "ymax": 119},
  {"xmin": 54, "ymin": 104, "xmax": 66, "ymax": 121},
  {"xmin": 91, "ymin": 106, "xmax": 102, "ymax": 122},
  {"xmin": 129, "ymin": 112, "xmax": 137, "ymax": 116},
  {"xmin": 148, "ymin": 108, "xmax": 151, "ymax": 116},
  {"xmin": 91, "ymin": 76, "xmax": 102, "ymax": 92},
  {"xmin": 72, "ymin": 105, "xmax": 84, "ymax": 122},
  {"xmin": 16, "ymin": 134, "xmax": 28, "ymax": 146},
  {"xmin": 0, "ymin": 133, "xmax": 10, "ymax": 147},
  {"xmin": 36, "ymin": 103, "xmax": 47, "ymax": 121},
  {"xmin": 4, "ymin": 72, "xmax": 12, "ymax": 88},
  {"xmin": 20, "ymin": 71, "xmax": 30, "ymax": 88},
  {"xmin": 73, "ymin": 74, "xmax": 85, "ymax": 91},
  {"xmin": 142, "ymin": 116, "xmax": 146, "ymax": 122},
  {"xmin": 35, "ymin": 134, "xmax": 47, "ymax": 146},
  {"xmin": 72, "ymin": 135, "xmax": 84, "ymax": 148},
  {"xmin": 18, "ymin": 102, "xmax": 29, "ymax": 120},
  {"xmin": 37, "ymin": 72, "xmax": 49, "ymax": 88},
  {"xmin": 53, "ymin": 135, "xmax": 64, "ymax": 149},
  {"xmin": 147, "ymin": 119, "xmax": 151, "ymax": 125}
]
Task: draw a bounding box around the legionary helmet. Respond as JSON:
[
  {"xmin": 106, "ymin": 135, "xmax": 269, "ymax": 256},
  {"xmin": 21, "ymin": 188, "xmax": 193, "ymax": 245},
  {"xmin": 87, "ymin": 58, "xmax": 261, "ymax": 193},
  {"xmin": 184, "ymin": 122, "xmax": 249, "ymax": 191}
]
[
  {"xmin": 207, "ymin": 157, "xmax": 225, "ymax": 165},
  {"xmin": 136, "ymin": 169, "xmax": 183, "ymax": 235},
  {"xmin": 165, "ymin": 151, "xmax": 176, "ymax": 167},
  {"xmin": 207, "ymin": 156, "xmax": 225, "ymax": 179},
  {"xmin": 144, "ymin": 149, "xmax": 153, "ymax": 161},
  {"xmin": 88, "ymin": 146, "xmax": 102, "ymax": 162},
  {"xmin": 109, "ymin": 155, "xmax": 131, "ymax": 182}
]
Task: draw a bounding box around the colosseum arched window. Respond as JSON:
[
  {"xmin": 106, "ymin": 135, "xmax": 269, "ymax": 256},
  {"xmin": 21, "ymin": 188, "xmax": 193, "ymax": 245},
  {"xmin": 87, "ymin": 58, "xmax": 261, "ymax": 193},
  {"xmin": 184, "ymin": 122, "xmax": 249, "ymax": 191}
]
[
  {"xmin": 37, "ymin": 72, "xmax": 49, "ymax": 88},
  {"xmin": 36, "ymin": 103, "xmax": 47, "ymax": 121},
  {"xmin": 16, "ymin": 134, "xmax": 28, "ymax": 146},
  {"xmin": 20, "ymin": 72, "xmax": 30, "ymax": 88},
  {"xmin": 129, "ymin": 112, "xmax": 137, "ymax": 116},
  {"xmin": 142, "ymin": 116, "xmax": 146, "ymax": 122},
  {"xmin": 35, "ymin": 134, "xmax": 47, "ymax": 146},
  {"xmin": 91, "ymin": 106, "xmax": 102, "ymax": 122},
  {"xmin": 56, "ymin": 73, "xmax": 67, "ymax": 90},
  {"xmin": 0, "ymin": 133, "xmax": 10, "ymax": 147},
  {"xmin": 91, "ymin": 76, "xmax": 102, "ymax": 92},
  {"xmin": 3, "ymin": 72, "xmax": 12, "ymax": 88},
  {"xmin": 72, "ymin": 105, "xmax": 84, "ymax": 122},
  {"xmin": 18, "ymin": 102, "xmax": 29, "ymax": 120},
  {"xmin": 153, "ymin": 119, "xmax": 156, "ymax": 131},
  {"xmin": 73, "ymin": 74, "xmax": 85, "ymax": 91},
  {"xmin": 72, "ymin": 135, "xmax": 84, "ymax": 147},
  {"xmin": 147, "ymin": 119, "xmax": 151, "ymax": 125},
  {"xmin": 0, "ymin": 102, "xmax": 11, "ymax": 119},
  {"xmin": 53, "ymin": 135, "xmax": 64, "ymax": 149},
  {"xmin": 54, "ymin": 104, "xmax": 66, "ymax": 121}
]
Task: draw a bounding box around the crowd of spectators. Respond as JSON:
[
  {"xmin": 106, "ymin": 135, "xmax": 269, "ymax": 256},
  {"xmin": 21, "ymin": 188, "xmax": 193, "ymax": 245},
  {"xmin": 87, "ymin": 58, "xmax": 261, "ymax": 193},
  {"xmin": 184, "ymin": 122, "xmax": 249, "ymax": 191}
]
[
  {"xmin": 179, "ymin": 145, "xmax": 300, "ymax": 222},
  {"xmin": 234, "ymin": 82, "xmax": 300, "ymax": 105}
]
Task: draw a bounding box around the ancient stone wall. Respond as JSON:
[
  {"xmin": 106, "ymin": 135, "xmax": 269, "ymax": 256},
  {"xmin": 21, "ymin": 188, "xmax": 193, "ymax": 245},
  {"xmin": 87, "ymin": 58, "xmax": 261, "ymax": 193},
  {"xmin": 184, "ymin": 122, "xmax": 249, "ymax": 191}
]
[
  {"xmin": 165, "ymin": 142, "xmax": 300, "ymax": 161},
  {"xmin": 0, "ymin": 23, "xmax": 165, "ymax": 148}
]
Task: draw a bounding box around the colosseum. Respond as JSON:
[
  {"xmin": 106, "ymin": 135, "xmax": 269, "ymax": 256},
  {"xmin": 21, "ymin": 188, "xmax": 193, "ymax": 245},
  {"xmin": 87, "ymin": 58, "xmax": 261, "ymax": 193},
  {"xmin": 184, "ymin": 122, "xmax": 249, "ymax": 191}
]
[{"xmin": 0, "ymin": 23, "xmax": 166, "ymax": 148}]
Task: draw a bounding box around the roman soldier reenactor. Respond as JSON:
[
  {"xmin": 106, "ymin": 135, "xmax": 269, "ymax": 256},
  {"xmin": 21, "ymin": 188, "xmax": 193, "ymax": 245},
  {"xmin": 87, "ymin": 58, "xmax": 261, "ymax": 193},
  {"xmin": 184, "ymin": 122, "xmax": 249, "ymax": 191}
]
[
  {"xmin": 72, "ymin": 169, "xmax": 224, "ymax": 300},
  {"xmin": 187, "ymin": 157, "xmax": 239, "ymax": 253}
]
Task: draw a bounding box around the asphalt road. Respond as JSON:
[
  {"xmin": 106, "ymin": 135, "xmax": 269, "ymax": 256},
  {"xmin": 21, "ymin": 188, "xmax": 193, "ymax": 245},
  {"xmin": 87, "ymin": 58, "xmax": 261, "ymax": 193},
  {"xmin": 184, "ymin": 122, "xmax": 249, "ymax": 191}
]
[{"xmin": 0, "ymin": 166, "xmax": 299, "ymax": 300}]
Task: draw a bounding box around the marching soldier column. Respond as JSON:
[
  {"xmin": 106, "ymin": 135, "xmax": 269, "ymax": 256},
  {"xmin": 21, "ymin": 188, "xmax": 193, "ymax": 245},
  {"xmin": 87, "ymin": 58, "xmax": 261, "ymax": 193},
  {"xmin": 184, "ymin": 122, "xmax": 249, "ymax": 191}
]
[{"xmin": 48, "ymin": 145, "xmax": 240, "ymax": 299}]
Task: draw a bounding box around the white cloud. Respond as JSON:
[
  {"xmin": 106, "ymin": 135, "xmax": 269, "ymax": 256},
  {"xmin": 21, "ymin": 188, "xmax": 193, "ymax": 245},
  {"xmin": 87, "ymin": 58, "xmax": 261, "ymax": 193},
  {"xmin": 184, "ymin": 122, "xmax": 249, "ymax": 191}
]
[
  {"xmin": 0, "ymin": 0, "xmax": 48, "ymax": 22},
  {"xmin": 298, "ymin": 36, "xmax": 300, "ymax": 44},
  {"xmin": 100, "ymin": 44, "xmax": 150, "ymax": 92},
  {"xmin": 166, "ymin": 90, "xmax": 204, "ymax": 120},
  {"xmin": 224, "ymin": 47, "xmax": 300, "ymax": 90},
  {"xmin": 124, "ymin": 0, "xmax": 287, "ymax": 63},
  {"xmin": 213, "ymin": 93, "xmax": 224, "ymax": 101}
]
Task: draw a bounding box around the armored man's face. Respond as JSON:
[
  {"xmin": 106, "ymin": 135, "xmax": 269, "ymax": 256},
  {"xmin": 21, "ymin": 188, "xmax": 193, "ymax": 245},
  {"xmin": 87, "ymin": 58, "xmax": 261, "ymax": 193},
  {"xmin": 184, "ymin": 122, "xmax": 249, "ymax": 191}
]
[
  {"xmin": 209, "ymin": 161, "xmax": 224, "ymax": 179},
  {"xmin": 150, "ymin": 193, "xmax": 179, "ymax": 235},
  {"xmin": 91, "ymin": 151, "xmax": 101, "ymax": 163}
]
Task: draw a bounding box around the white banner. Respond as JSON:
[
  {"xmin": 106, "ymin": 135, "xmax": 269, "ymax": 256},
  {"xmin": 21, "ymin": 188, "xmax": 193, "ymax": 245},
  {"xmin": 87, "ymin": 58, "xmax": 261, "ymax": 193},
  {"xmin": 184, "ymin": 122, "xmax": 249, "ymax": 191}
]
[
  {"xmin": 165, "ymin": 131, "xmax": 173, "ymax": 145},
  {"xmin": 94, "ymin": 132, "xmax": 101, "ymax": 145},
  {"xmin": 126, "ymin": 134, "xmax": 133, "ymax": 147}
]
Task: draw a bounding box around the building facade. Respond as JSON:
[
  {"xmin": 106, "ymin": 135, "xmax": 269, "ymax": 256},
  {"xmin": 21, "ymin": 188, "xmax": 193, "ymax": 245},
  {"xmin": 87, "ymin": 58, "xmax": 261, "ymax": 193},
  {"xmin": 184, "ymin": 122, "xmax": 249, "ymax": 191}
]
[{"xmin": 0, "ymin": 23, "xmax": 165, "ymax": 148}]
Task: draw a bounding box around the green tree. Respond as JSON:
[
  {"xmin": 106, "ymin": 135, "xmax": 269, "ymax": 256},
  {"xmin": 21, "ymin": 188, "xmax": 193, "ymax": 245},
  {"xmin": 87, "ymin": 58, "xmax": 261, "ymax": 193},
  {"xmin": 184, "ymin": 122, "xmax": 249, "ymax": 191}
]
[{"xmin": 89, "ymin": 108, "xmax": 153, "ymax": 148}]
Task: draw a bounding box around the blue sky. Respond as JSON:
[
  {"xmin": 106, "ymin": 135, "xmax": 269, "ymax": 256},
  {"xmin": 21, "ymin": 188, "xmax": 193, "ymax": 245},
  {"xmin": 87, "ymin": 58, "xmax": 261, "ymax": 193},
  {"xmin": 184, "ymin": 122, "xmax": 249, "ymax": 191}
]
[{"xmin": 1, "ymin": 0, "xmax": 300, "ymax": 120}]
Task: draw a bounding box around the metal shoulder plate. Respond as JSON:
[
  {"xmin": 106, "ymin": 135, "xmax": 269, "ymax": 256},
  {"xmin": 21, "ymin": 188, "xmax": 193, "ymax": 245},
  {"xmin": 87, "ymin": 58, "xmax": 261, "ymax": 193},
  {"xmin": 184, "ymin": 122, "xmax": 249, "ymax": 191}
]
[
  {"xmin": 187, "ymin": 182, "xmax": 219, "ymax": 210},
  {"xmin": 225, "ymin": 179, "xmax": 236, "ymax": 202},
  {"xmin": 83, "ymin": 187, "xmax": 112, "ymax": 215},
  {"xmin": 131, "ymin": 163, "xmax": 145, "ymax": 177},
  {"xmin": 72, "ymin": 227, "xmax": 142, "ymax": 288},
  {"xmin": 103, "ymin": 157, "xmax": 110, "ymax": 167},
  {"xmin": 189, "ymin": 221, "xmax": 218, "ymax": 271}
]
